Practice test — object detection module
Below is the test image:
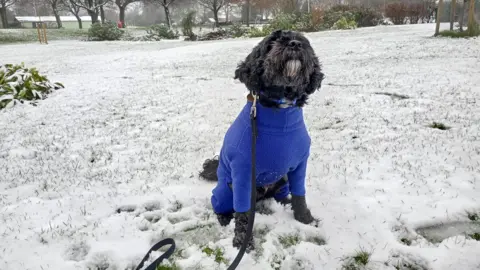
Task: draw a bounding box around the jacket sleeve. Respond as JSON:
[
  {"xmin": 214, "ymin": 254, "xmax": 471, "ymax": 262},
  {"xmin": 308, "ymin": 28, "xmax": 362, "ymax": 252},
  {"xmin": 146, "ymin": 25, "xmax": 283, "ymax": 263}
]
[
  {"xmin": 225, "ymin": 147, "xmax": 253, "ymax": 213},
  {"xmin": 287, "ymin": 152, "xmax": 309, "ymax": 196}
]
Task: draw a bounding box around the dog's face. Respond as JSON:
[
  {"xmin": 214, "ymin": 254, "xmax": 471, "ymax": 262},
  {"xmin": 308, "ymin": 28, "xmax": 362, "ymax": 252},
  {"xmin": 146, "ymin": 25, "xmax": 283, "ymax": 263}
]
[{"xmin": 234, "ymin": 30, "xmax": 324, "ymax": 107}]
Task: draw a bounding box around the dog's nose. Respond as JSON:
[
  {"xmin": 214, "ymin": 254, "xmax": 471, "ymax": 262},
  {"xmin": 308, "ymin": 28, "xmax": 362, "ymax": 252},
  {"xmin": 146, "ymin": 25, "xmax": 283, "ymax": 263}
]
[{"xmin": 288, "ymin": 40, "xmax": 302, "ymax": 48}]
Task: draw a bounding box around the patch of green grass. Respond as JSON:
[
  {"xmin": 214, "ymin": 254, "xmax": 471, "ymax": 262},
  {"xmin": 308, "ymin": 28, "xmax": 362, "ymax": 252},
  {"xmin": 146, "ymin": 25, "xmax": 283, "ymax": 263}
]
[
  {"xmin": 306, "ymin": 236, "xmax": 326, "ymax": 246},
  {"xmin": 437, "ymin": 30, "xmax": 473, "ymax": 38},
  {"xmin": 353, "ymin": 251, "xmax": 370, "ymax": 265},
  {"xmin": 438, "ymin": 24, "xmax": 479, "ymax": 38},
  {"xmin": 400, "ymin": 238, "xmax": 412, "ymax": 246},
  {"xmin": 428, "ymin": 122, "xmax": 451, "ymax": 130},
  {"xmin": 156, "ymin": 261, "xmax": 180, "ymax": 270},
  {"xmin": 468, "ymin": 232, "xmax": 480, "ymax": 241},
  {"xmin": 342, "ymin": 249, "xmax": 371, "ymax": 270},
  {"xmin": 278, "ymin": 233, "xmax": 300, "ymax": 248},
  {"xmin": 201, "ymin": 246, "xmax": 228, "ymax": 265},
  {"xmin": 0, "ymin": 28, "xmax": 88, "ymax": 44}
]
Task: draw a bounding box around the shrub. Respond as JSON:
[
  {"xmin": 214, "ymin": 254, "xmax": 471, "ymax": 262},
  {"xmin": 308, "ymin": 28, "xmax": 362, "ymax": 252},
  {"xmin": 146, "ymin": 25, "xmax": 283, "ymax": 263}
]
[
  {"xmin": 295, "ymin": 13, "xmax": 323, "ymax": 32},
  {"xmin": 0, "ymin": 63, "xmax": 64, "ymax": 110},
  {"xmin": 385, "ymin": 2, "xmax": 408, "ymax": 25},
  {"xmin": 247, "ymin": 26, "xmax": 271, "ymax": 37},
  {"xmin": 268, "ymin": 13, "xmax": 298, "ymax": 31},
  {"xmin": 146, "ymin": 24, "xmax": 179, "ymax": 40},
  {"xmin": 352, "ymin": 6, "xmax": 382, "ymax": 27},
  {"xmin": 311, "ymin": 7, "xmax": 325, "ymax": 27},
  {"xmin": 88, "ymin": 21, "xmax": 124, "ymax": 41},
  {"xmin": 323, "ymin": 10, "xmax": 356, "ymax": 29},
  {"xmin": 326, "ymin": 4, "xmax": 381, "ymax": 27},
  {"xmin": 229, "ymin": 22, "xmax": 248, "ymax": 38},
  {"xmin": 182, "ymin": 11, "xmax": 197, "ymax": 41},
  {"xmin": 406, "ymin": 3, "xmax": 423, "ymax": 24},
  {"xmin": 198, "ymin": 29, "xmax": 232, "ymax": 41},
  {"xmin": 332, "ymin": 16, "xmax": 357, "ymax": 30}
]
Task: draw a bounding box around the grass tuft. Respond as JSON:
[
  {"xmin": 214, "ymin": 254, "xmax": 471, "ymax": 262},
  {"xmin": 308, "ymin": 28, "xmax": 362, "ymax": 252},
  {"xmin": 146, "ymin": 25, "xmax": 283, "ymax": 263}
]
[
  {"xmin": 156, "ymin": 262, "xmax": 180, "ymax": 270},
  {"xmin": 342, "ymin": 249, "xmax": 371, "ymax": 270},
  {"xmin": 201, "ymin": 246, "xmax": 228, "ymax": 264},
  {"xmin": 400, "ymin": 238, "xmax": 412, "ymax": 246},
  {"xmin": 278, "ymin": 233, "xmax": 300, "ymax": 248},
  {"xmin": 467, "ymin": 212, "xmax": 479, "ymax": 222},
  {"xmin": 468, "ymin": 232, "xmax": 480, "ymax": 241},
  {"xmin": 353, "ymin": 251, "xmax": 370, "ymax": 265}
]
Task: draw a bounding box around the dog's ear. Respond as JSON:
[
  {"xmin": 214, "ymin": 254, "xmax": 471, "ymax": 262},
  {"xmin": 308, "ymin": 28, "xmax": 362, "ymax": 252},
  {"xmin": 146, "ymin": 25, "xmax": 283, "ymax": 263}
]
[{"xmin": 305, "ymin": 59, "xmax": 325, "ymax": 95}]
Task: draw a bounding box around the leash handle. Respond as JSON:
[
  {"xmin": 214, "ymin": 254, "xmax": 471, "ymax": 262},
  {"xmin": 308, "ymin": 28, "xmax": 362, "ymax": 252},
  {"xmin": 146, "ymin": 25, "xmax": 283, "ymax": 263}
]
[{"xmin": 135, "ymin": 238, "xmax": 176, "ymax": 270}]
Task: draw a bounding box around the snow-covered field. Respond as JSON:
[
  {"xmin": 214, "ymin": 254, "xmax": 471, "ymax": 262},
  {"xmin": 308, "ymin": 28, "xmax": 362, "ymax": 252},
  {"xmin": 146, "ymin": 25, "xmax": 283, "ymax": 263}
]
[{"xmin": 1, "ymin": 24, "xmax": 480, "ymax": 270}]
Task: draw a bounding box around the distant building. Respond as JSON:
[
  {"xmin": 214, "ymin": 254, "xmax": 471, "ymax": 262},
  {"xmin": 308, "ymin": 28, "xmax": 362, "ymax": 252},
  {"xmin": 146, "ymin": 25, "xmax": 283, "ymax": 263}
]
[{"xmin": 14, "ymin": 16, "xmax": 94, "ymax": 29}]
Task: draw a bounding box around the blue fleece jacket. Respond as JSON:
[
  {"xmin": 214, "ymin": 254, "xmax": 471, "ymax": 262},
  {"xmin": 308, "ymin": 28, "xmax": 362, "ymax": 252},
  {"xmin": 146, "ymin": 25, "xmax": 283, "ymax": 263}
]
[{"xmin": 211, "ymin": 101, "xmax": 311, "ymax": 214}]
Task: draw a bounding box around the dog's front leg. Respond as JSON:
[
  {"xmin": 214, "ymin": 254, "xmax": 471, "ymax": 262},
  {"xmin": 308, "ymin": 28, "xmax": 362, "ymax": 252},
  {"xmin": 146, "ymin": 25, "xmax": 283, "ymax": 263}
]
[
  {"xmin": 288, "ymin": 157, "xmax": 315, "ymax": 224},
  {"xmin": 231, "ymin": 174, "xmax": 255, "ymax": 251},
  {"xmin": 291, "ymin": 195, "xmax": 314, "ymax": 224}
]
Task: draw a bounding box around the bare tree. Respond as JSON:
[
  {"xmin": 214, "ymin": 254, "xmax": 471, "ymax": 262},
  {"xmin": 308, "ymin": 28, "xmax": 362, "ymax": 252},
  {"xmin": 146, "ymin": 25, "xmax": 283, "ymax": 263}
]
[
  {"xmin": 43, "ymin": 0, "xmax": 64, "ymax": 28},
  {"xmin": 71, "ymin": 0, "xmax": 110, "ymax": 23},
  {"xmin": 0, "ymin": 0, "xmax": 18, "ymax": 28},
  {"xmin": 450, "ymin": 0, "xmax": 457, "ymax": 30},
  {"xmin": 466, "ymin": 0, "xmax": 476, "ymax": 35},
  {"xmin": 115, "ymin": 0, "xmax": 141, "ymax": 27},
  {"xmin": 62, "ymin": 0, "xmax": 83, "ymax": 28},
  {"xmin": 147, "ymin": 0, "xmax": 177, "ymax": 29},
  {"xmin": 434, "ymin": 0, "xmax": 444, "ymax": 36},
  {"xmin": 198, "ymin": 0, "xmax": 226, "ymax": 26}
]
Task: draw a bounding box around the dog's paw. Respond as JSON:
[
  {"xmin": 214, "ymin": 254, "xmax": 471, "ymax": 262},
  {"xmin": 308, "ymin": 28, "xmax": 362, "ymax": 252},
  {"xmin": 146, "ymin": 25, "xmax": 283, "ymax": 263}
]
[
  {"xmin": 291, "ymin": 195, "xmax": 315, "ymax": 225},
  {"xmin": 233, "ymin": 212, "xmax": 255, "ymax": 252},
  {"xmin": 294, "ymin": 208, "xmax": 315, "ymax": 224},
  {"xmin": 216, "ymin": 213, "xmax": 233, "ymax": 226}
]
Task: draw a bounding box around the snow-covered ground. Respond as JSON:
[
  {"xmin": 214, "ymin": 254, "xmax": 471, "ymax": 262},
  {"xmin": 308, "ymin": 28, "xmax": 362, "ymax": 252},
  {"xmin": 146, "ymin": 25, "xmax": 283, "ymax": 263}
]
[{"xmin": 1, "ymin": 24, "xmax": 480, "ymax": 270}]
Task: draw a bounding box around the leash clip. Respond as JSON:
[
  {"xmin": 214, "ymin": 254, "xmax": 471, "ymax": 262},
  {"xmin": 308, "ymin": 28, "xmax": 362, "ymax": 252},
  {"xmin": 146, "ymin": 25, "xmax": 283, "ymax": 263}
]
[{"xmin": 250, "ymin": 93, "xmax": 258, "ymax": 119}]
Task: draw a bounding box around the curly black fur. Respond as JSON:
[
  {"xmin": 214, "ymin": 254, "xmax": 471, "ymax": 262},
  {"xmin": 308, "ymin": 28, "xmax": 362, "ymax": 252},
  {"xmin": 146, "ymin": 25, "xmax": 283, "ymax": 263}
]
[
  {"xmin": 234, "ymin": 29, "xmax": 325, "ymax": 108},
  {"xmin": 199, "ymin": 156, "xmax": 219, "ymax": 181}
]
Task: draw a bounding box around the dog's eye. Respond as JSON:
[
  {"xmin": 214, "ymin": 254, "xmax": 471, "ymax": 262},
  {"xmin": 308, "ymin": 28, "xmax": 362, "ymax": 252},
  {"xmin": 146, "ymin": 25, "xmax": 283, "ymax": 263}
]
[{"xmin": 279, "ymin": 36, "xmax": 289, "ymax": 42}]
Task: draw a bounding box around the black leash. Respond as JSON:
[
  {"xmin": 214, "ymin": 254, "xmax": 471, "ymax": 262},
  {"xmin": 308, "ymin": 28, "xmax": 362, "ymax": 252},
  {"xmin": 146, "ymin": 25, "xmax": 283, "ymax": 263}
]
[
  {"xmin": 226, "ymin": 92, "xmax": 258, "ymax": 270},
  {"xmin": 136, "ymin": 93, "xmax": 259, "ymax": 270},
  {"xmin": 135, "ymin": 238, "xmax": 176, "ymax": 270}
]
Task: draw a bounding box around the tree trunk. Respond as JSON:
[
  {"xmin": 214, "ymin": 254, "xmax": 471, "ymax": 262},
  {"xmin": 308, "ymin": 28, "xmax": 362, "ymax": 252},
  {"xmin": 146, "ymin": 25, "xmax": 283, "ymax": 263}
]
[
  {"xmin": 450, "ymin": 0, "xmax": 457, "ymax": 30},
  {"xmin": 435, "ymin": 0, "xmax": 444, "ymax": 36},
  {"xmin": 0, "ymin": 6, "xmax": 7, "ymax": 29},
  {"xmin": 163, "ymin": 5, "xmax": 171, "ymax": 29},
  {"xmin": 52, "ymin": 3, "xmax": 63, "ymax": 29},
  {"xmin": 88, "ymin": 10, "xmax": 99, "ymax": 24},
  {"xmin": 225, "ymin": 4, "xmax": 229, "ymax": 23},
  {"xmin": 119, "ymin": 5, "xmax": 126, "ymax": 27},
  {"xmin": 466, "ymin": 0, "xmax": 476, "ymax": 35},
  {"xmin": 246, "ymin": 0, "xmax": 250, "ymax": 26},
  {"xmin": 75, "ymin": 14, "xmax": 83, "ymax": 29},
  {"xmin": 0, "ymin": 7, "xmax": 5, "ymax": 29},
  {"xmin": 213, "ymin": 7, "xmax": 219, "ymax": 27},
  {"xmin": 100, "ymin": 5, "xmax": 105, "ymax": 23},
  {"xmin": 459, "ymin": 0, "xmax": 466, "ymax": 30}
]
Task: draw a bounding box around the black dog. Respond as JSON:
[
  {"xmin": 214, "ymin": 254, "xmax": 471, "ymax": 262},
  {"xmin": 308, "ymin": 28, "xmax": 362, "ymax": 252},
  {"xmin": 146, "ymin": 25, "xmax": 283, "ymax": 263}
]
[{"xmin": 200, "ymin": 30, "xmax": 324, "ymax": 250}]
